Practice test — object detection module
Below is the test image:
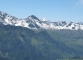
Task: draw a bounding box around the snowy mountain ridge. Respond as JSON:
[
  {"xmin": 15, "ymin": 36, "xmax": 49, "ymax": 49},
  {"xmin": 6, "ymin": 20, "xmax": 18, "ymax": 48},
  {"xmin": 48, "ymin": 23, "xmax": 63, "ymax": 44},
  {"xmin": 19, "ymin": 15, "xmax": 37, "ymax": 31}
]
[{"xmin": 0, "ymin": 11, "xmax": 83, "ymax": 30}]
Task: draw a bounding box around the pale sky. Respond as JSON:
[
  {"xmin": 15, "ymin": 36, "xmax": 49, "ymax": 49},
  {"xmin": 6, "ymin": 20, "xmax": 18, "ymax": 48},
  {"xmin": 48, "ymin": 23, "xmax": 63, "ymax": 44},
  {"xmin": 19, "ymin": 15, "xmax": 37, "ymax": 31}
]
[{"xmin": 0, "ymin": 0, "xmax": 83, "ymax": 22}]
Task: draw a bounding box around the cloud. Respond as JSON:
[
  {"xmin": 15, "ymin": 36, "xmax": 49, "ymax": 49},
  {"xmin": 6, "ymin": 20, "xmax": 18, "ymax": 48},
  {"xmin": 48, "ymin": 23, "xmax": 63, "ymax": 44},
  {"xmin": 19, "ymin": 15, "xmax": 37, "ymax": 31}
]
[
  {"xmin": 76, "ymin": 0, "xmax": 83, "ymax": 5},
  {"xmin": 80, "ymin": 0, "xmax": 83, "ymax": 4}
]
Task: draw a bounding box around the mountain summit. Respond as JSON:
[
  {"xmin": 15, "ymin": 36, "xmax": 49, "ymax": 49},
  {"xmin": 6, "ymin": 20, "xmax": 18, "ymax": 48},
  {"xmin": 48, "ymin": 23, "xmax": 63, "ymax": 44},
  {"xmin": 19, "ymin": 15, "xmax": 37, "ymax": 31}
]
[
  {"xmin": 41, "ymin": 17, "xmax": 48, "ymax": 21},
  {"xmin": 0, "ymin": 11, "xmax": 83, "ymax": 30}
]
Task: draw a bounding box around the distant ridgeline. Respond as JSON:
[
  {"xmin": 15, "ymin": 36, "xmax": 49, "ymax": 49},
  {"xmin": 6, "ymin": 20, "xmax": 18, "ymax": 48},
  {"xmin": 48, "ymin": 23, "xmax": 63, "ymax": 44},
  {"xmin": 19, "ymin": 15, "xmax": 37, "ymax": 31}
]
[{"xmin": 0, "ymin": 11, "xmax": 83, "ymax": 30}]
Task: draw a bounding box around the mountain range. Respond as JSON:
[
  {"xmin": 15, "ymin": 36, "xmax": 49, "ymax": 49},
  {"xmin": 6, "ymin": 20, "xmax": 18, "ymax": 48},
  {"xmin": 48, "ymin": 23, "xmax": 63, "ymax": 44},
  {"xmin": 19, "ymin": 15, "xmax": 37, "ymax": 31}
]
[
  {"xmin": 0, "ymin": 11, "xmax": 83, "ymax": 60},
  {"xmin": 0, "ymin": 11, "xmax": 83, "ymax": 30}
]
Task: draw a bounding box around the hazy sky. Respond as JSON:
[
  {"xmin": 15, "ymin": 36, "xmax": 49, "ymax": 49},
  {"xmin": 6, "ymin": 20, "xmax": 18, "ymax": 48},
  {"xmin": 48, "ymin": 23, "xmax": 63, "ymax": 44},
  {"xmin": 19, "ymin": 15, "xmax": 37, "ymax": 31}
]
[{"xmin": 0, "ymin": 0, "xmax": 83, "ymax": 22}]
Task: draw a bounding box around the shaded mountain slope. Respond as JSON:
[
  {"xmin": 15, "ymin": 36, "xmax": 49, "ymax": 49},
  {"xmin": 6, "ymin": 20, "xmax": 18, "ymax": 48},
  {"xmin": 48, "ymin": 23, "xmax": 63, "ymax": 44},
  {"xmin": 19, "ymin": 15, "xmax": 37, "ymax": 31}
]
[{"xmin": 0, "ymin": 25, "xmax": 83, "ymax": 60}]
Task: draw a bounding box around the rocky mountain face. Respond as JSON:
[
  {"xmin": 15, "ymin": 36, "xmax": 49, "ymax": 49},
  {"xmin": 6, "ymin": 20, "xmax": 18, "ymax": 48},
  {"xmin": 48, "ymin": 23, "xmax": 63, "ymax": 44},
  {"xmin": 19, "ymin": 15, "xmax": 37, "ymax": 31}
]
[{"xmin": 0, "ymin": 11, "xmax": 83, "ymax": 30}]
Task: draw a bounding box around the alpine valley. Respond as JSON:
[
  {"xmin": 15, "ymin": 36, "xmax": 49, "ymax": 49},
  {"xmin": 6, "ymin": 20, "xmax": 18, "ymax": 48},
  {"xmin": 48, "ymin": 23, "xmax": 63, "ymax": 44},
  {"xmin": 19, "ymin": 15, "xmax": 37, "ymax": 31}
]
[{"xmin": 0, "ymin": 11, "xmax": 83, "ymax": 60}]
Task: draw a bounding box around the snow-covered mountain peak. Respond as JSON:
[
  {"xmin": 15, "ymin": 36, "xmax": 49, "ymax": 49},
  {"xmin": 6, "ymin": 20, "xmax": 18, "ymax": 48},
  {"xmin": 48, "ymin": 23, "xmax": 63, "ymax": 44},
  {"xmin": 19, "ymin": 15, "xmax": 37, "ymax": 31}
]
[
  {"xmin": 41, "ymin": 17, "xmax": 48, "ymax": 21},
  {"xmin": 0, "ymin": 11, "xmax": 6, "ymax": 15},
  {"xmin": 0, "ymin": 11, "xmax": 83, "ymax": 30},
  {"xmin": 29, "ymin": 15, "xmax": 39, "ymax": 20},
  {"xmin": 0, "ymin": 11, "xmax": 7, "ymax": 18}
]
